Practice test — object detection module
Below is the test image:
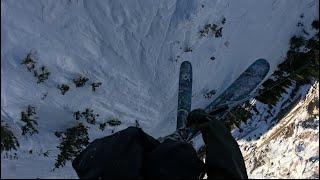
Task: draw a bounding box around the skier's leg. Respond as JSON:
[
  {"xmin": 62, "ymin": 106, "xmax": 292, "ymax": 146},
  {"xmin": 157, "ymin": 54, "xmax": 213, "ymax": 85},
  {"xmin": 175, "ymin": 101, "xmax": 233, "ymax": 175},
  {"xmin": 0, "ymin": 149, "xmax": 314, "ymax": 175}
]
[
  {"xmin": 187, "ymin": 109, "xmax": 248, "ymax": 179},
  {"xmin": 72, "ymin": 126, "xmax": 159, "ymax": 179},
  {"xmin": 143, "ymin": 139, "xmax": 205, "ymax": 179}
]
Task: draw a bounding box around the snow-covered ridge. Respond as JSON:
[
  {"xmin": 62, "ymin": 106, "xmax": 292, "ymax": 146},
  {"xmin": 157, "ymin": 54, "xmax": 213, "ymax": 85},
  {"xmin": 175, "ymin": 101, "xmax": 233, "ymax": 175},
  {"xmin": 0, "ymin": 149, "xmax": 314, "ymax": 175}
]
[
  {"xmin": 1, "ymin": 0, "xmax": 319, "ymax": 178},
  {"xmin": 237, "ymin": 83, "xmax": 319, "ymax": 179}
]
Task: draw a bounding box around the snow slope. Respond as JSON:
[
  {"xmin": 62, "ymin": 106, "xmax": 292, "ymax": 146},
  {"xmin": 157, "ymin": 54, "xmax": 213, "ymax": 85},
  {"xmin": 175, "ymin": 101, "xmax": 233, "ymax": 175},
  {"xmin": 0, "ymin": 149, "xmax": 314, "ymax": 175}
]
[
  {"xmin": 237, "ymin": 83, "xmax": 319, "ymax": 179},
  {"xmin": 1, "ymin": 0, "xmax": 319, "ymax": 178}
]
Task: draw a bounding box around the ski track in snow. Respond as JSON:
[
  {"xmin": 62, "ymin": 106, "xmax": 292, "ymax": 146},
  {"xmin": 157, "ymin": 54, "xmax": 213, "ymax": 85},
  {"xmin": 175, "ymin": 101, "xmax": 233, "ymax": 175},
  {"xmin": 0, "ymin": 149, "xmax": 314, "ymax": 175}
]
[{"xmin": 1, "ymin": 0, "xmax": 319, "ymax": 178}]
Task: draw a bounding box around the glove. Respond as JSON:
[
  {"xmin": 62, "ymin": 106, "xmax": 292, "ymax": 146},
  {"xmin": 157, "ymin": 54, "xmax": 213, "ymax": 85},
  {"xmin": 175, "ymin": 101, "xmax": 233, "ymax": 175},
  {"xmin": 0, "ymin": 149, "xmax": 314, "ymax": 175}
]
[{"xmin": 186, "ymin": 109, "xmax": 211, "ymax": 128}]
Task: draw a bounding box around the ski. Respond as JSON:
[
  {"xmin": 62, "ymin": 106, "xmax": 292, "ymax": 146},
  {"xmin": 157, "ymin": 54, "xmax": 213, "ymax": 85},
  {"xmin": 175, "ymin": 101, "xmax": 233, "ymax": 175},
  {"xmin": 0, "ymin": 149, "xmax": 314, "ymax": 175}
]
[
  {"xmin": 177, "ymin": 61, "xmax": 193, "ymax": 130},
  {"xmin": 205, "ymin": 59, "xmax": 270, "ymax": 113},
  {"xmin": 157, "ymin": 61, "xmax": 192, "ymax": 142},
  {"xmin": 186, "ymin": 59, "xmax": 270, "ymax": 141}
]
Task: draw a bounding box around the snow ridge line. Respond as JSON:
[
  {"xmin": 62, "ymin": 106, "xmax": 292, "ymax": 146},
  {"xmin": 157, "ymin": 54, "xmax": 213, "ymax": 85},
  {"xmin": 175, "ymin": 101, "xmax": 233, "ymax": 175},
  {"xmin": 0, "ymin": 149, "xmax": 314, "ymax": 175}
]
[{"xmin": 243, "ymin": 82, "xmax": 318, "ymax": 161}]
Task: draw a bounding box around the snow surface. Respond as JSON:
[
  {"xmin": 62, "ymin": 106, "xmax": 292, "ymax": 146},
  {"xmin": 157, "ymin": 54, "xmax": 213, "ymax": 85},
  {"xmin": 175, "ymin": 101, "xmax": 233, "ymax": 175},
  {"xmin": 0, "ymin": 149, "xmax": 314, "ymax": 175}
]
[
  {"xmin": 236, "ymin": 83, "xmax": 319, "ymax": 179},
  {"xmin": 1, "ymin": 0, "xmax": 319, "ymax": 178}
]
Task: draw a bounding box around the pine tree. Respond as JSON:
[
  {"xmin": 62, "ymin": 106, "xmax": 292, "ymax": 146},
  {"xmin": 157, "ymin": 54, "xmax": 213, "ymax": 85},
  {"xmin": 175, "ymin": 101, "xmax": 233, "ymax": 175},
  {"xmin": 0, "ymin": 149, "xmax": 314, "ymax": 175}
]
[
  {"xmin": 1, "ymin": 121, "xmax": 20, "ymax": 152},
  {"xmin": 21, "ymin": 52, "xmax": 37, "ymax": 72},
  {"xmin": 91, "ymin": 82, "xmax": 102, "ymax": 92},
  {"xmin": 106, "ymin": 117, "xmax": 121, "ymax": 126},
  {"xmin": 73, "ymin": 75, "xmax": 89, "ymax": 87},
  {"xmin": 81, "ymin": 108, "xmax": 99, "ymax": 125},
  {"xmin": 54, "ymin": 123, "xmax": 89, "ymax": 170},
  {"xmin": 58, "ymin": 84, "xmax": 70, "ymax": 95},
  {"xmin": 20, "ymin": 105, "xmax": 39, "ymax": 136},
  {"xmin": 135, "ymin": 120, "xmax": 140, "ymax": 128},
  {"xmin": 256, "ymin": 20, "xmax": 319, "ymax": 106},
  {"xmin": 99, "ymin": 122, "xmax": 107, "ymax": 131},
  {"xmin": 36, "ymin": 66, "xmax": 50, "ymax": 84}
]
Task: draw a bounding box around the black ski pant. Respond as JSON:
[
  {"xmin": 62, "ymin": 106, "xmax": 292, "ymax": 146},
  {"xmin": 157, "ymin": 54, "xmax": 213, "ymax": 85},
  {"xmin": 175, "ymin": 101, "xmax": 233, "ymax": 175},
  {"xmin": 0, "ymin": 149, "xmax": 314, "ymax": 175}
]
[{"xmin": 72, "ymin": 125, "xmax": 247, "ymax": 179}]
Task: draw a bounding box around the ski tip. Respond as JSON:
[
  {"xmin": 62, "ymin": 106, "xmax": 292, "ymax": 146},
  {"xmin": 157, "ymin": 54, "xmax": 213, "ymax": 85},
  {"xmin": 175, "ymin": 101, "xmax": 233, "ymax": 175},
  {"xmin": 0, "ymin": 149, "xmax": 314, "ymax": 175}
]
[
  {"xmin": 255, "ymin": 58, "xmax": 269, "ymax": 66},
  {"xmin": 255, "ymin": 58, "xmax": 270, "ymax": 70},
  {"xmin": 181, "ymin": 61, "xmax": 192, "ymax": 67}
]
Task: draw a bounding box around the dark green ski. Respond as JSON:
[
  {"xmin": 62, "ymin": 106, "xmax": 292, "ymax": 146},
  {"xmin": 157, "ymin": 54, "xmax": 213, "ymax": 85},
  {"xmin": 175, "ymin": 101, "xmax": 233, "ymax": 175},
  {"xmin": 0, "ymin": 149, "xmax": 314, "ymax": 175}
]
[{"xmin": 177, "ymin": 61, "xmax": 193, "ymax": 130}]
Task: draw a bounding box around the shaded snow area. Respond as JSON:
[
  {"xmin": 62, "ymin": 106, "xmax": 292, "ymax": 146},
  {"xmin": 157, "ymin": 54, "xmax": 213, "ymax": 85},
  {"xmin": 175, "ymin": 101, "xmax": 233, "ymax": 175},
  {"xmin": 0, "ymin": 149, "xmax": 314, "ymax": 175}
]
[
  {"xmin": 234, "ymin": 83, "xmax": 319, "ymax": 179},
  {"xmin": 1, "ymin": 0, "xmax": 319, "ymax": 178}
]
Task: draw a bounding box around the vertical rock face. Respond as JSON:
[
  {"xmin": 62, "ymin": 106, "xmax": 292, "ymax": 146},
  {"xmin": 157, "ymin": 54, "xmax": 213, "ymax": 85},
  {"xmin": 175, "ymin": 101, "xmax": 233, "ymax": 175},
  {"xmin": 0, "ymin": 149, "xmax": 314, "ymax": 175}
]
[{"xmin": 237, "ymin": 83, "xmax": 319, "ymax": 179}]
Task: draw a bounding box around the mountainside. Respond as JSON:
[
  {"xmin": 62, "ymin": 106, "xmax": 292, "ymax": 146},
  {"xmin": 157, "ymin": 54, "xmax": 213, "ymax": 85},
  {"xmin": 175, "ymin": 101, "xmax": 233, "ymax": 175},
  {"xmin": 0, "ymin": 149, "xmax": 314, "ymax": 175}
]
[
  {"xmin": 1, "ymin": 0, "xmax": 319, "ymax": 178},
  {"xmin": 236, "ymin": 83, "xmax": 319, "ymax": 179}
]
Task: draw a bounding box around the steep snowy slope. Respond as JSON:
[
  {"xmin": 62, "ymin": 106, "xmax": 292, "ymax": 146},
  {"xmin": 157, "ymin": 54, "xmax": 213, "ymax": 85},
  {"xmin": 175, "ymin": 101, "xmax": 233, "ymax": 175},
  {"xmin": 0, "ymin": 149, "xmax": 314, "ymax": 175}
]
[
  {"xmin": 1, "ymin": 0, "xmax": 318, "ymax": 178},
  {"xmin": 237, "ymin": 83, "xmax": 319, "ymax": 179}
]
